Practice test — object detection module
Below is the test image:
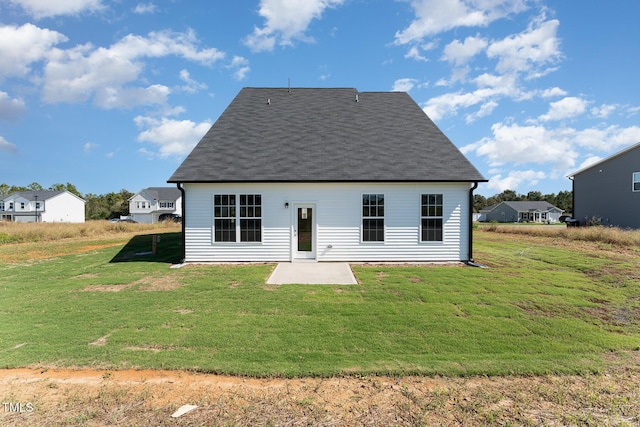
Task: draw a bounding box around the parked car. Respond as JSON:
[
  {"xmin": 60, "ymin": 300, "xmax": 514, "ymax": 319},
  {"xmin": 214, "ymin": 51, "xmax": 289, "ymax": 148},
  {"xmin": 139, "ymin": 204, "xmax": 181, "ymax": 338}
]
[
  {"xmin": 159, "ymin": 213, "xmax": 182, "ymax": 223},
  {"xmin": 565, "ymin": 218, "xmax": 580, "ymax": 227},
  {"xmin": 108, "ymin": 218, "xmax": 137, "ymax": 223}
]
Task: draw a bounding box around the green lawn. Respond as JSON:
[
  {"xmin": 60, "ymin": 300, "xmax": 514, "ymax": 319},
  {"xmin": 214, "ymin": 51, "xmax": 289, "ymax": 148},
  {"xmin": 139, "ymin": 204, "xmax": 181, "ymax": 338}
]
[{"xmin": 0, "ymin": 231, "xmax": 638, "ymax": 377}]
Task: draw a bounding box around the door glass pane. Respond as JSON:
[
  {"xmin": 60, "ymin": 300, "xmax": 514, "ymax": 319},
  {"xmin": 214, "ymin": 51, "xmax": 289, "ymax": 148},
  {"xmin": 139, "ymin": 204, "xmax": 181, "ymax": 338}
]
[{"xmin": 298, "ymin": 208, "xmax": 312, "ymax": 251}]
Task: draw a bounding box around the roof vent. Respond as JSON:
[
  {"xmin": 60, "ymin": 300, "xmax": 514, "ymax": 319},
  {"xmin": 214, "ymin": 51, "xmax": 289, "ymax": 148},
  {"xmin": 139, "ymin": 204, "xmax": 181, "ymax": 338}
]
[
  {"xmin": 355, "ymin": 94, "xmax": 359, "ymax": 103},
  {"xmin": 267, "ymin": 98, "xmax": 271, "ymax": 105}
]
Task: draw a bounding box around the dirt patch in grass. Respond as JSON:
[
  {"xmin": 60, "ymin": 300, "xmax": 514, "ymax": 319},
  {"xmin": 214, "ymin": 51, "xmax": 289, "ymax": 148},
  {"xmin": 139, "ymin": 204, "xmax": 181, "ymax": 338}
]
[
  {"xmin": 82, "ymin": 284, "xmax": 132, "ymax": 292},
  {"xmin": 1, "ymin": 352, "xmax": 638, "ymax": 426},
  {"xmin": 132, "ymin": 276, "xmax": 184, "ymax": 291},
  {"xmin": 81, "ymin": 276, "xmax": 184, "ymax": 292}
]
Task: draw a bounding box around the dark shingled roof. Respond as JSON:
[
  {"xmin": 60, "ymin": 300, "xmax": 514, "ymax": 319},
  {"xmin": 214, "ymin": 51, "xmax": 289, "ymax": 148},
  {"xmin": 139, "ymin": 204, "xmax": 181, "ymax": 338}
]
[
  {"xmin": 140, "ymin": 187, "xmax": 181, "ymax": 201},
  {"xmin": 168, "ymin": 88, "xmax": 486, "ymax": 183},
  {"xmin": 8, "ymin": 190, "xmax": 69, "ymax": 201}
]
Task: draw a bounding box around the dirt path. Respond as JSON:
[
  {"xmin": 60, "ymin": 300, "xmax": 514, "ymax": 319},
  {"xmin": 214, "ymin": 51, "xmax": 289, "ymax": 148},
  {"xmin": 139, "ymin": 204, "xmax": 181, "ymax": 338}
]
[{"xmin": 1, "ymin": 362, "xmax": 639, "ymax": 426}]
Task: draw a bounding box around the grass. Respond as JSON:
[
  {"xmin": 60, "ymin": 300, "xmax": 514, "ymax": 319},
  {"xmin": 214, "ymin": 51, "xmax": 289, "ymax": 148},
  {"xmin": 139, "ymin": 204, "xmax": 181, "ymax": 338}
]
[
  {"xmin": 0, "ymin": 224, "xmax": 638, "ymax": 377},
  {"xmin": 0, "ymin": 219, "xmax": 180, "ymax": 244}
]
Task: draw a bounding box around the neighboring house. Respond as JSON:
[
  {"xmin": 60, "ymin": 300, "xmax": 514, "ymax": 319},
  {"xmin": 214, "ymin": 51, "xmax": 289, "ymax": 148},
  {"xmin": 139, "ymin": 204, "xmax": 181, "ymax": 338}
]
[
  {"xmin": 568, "ymin": 141, "xmax": 640, "ymax": 228},
  {"xmin": 129, "ymin": 187, "xmax": 182, "ymax": 223},
  {"xmin": 0, "ymin": 190, "xmax": 85, "ymax": 223},
  {"xmin": 480, "ymin": 201, "xmax": 564, "ymax": 223},
  {"xmin": 168, "ymin": 87, "xmax": 486, "ymax": 263}
]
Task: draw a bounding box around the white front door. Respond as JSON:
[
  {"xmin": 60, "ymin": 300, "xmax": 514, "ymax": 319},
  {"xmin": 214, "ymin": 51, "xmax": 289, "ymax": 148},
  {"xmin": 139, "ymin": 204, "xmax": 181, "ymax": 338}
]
[{"xmin": 293, "ymin": 204, "xmax": 316, "ymax": 260}]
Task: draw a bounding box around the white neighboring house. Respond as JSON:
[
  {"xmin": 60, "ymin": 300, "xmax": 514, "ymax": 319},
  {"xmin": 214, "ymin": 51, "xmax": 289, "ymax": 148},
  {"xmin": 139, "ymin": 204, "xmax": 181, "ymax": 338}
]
[
  {"xmin": 168, "ymin": 88, "xmax": 487, "ymax": 263},
  {"xmin": 129, "ymin": 187, "xmax": 182, "ymax": 223},
  {"xmin": 0, "ymin": 190, "xmax": 85, "ymax": 223}
]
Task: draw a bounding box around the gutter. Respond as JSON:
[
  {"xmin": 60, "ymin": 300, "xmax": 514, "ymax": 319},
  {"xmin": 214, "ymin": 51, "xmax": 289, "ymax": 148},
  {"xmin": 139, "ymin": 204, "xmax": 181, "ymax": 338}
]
[
  {"xmin": 466, "ymin": 182, "xmax": 486, "ymax": 268},
  {"xmin": 176, "ymin": 182, "xmax": 186, "ymax": 263}
]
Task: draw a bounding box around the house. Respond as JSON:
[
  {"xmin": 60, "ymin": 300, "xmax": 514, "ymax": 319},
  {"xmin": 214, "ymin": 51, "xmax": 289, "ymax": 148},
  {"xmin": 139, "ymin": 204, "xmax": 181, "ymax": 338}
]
[
  {"xmin": 168, "ymin": 87, "xmax": 487, "ymax": 263},
  {"xmin": 129, "ymin": 187, "xmax": 182, "ymax": 223},
  {"xmin": 0, "ymin": 190, "xmax": 85, "ymax": 223},
  {"xmin": 568, "ymin": 141, "xmax": 640, "ymax": 228},
  {"xmin": 479, "ymin": 201, "xmax": 564, "ymax": 223}
]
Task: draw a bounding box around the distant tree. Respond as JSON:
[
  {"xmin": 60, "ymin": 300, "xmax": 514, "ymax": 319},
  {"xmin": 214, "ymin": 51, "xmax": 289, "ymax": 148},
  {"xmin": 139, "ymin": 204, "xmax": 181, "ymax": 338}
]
[
  {"xmin": 27, "ymin": 182, "xmax": 44, "ymax": 191},
  {"xmin": 49, "ymin": 182, "xmax": 83, "ymax": 198},
  {"xmin": 526, "ymin": 191, "xmax": 542, "ymax": 201},
  {"xmin": 472, "ymin": 194, "xmax": 486, "ymax": 212},
  {"xmin": 554, "ymin": 190, "xmax": 572, "ymax": 213},
  {"xmin": 0, "ymin": 183, "xmax": 9, "ymax": 196}
]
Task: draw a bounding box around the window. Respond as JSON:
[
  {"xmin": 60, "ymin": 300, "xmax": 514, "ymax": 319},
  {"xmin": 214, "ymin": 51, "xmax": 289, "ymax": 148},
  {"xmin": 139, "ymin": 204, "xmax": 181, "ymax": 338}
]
[
  {"xmin": 421, "ymin": 194, "xmax": 443, "ymax": 242},
  {"xmin": 20, "ymin": 202, "xmax": 25, "ymax": 210},
  {"xmin": 362, "ymin": 194, "xmax": 384, "ymax": 242},
  {"xmin": 0, "ymin": 202, "xmax": 4, "ymax": 211},
  {"xmin": 633, "ymin": 172, "xmax": 640, "ymax": 192},
  {"xmin": 159, "ymin": 201, "xmax": 174, "ymax": 209},
  {"xmin": 240, "ymin": 194, "xmax": 261, "ymax": 242},
  {"xmin": 35, "ymin": 202, "xmax": 41, "ymax": 209},
  {"xmin": 9, "ymin": 202, "xmax": 13, "ymax": 210},
  {"xmin": 214, "ymin": 194, "xmax": 236, "ymax": 242},
  {"xmin": 214, "ymin": 194, "xmax": 262, "ymax": 242}
]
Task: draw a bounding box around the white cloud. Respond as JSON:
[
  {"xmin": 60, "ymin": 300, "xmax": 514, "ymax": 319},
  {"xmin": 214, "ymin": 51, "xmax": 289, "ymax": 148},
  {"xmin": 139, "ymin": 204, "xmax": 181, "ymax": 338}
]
[
  {"xmin": 466, "ymin": 99, "xmax": 498, "ymax": 123},
  {"xmin": 244, "ymin": 0, "xmax": 345, "ymax": 52},
  {"xmin": 462, "ymin": 122, "xmax": 577, "ymax": 169},
  {"xmin": 538, "ymin": 96, "xmax": 587, "ymax": 122},
  {"xmin": 405, "ymin": 46, "xmax": 428, "ymax": 61},
  {"xmin": 392, "ymin": 78, "xmax": 418, "ymax": 92},
  {"xmin": 0, "ymin": 135, "xmax": 18, "ymax": 153},
  {"xmin": 576, "ymin": 155, "xmax": 602, "ymax": 171},
  {"xmin": 486, "ymin": 17, "xmax": 561, "ymax": 77},
  {"xmin": 42, "ymin": 29, "xmax": 224, "ymax": 108},
  {"xmin": 485, "ymin": 169, "xmax": 546, "ymax": 192},
  {"xmin": 228, "ymin": 56, "xmax": 250, "ymax": 80},
  {"xmin": 134, "ymin": 3, "xmax": 157, "ymax": 14},
  {"xmin": 0, "ymin": 23, "xmax": 67, "ymax": 80},
  {"xmin": 423, "ymin": 73, "xmax": 519, "ymax": 121},
  {"xmin": 463, "ymin": 121, "xmax": 640, "ymax": 176},
  {"xmin": 0, "ymin": 91, "xmax": 27, "ymax": 122},
  {"xmin": 540, "ymin": 86, "xmax": 567, "ymax": 98},
  {"xmin": 5, "ymin": 0, "xmax": 105, "ymax": 19},
  {"xmin": 395, "ymin": 0, "xmax": 528, "ymax": 44},
  {"xmin": 442, "ymin": 35, "xmax": 488, "ymax": 65},
  {"xmin": 591, "ymin": 104, "xmax": 616, "ymax": 119},
  {"xmin": 134, "ymin": 116, "xmax": 212, "ymax": 158},
  {"xmin": 83, "ymin": 142, "xmax": 98, "ymax": 153},
  {"xmin": 178, "ymin": 69, "xmax": 208, "ymax": 94}
]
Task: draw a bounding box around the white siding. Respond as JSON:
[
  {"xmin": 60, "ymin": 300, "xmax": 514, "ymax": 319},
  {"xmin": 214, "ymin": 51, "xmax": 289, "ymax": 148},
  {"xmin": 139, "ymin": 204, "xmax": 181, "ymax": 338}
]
[
  {"xmin": 183, "ymin": 182, "xmax": 472, "ymax": 262},
  {"xmin": 42, "ymin": 192, "xmax": 85, "ymax": 223}
]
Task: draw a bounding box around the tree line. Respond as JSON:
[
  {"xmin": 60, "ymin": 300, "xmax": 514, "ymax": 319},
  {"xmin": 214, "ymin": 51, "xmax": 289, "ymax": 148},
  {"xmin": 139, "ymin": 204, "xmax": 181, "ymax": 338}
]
[
  {"xmin": 0, "ymin": 182, "xmax": 134, "ymax": 220},
  {"xmin": 474, "ymin": 189, "xmax": 572, "ymax": 214}
]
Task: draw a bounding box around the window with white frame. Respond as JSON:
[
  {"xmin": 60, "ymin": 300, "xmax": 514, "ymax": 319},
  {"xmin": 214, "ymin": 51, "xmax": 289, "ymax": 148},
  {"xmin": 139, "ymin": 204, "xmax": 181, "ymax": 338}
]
[
  {"xmin": 421, "ymin": 194, "xmax": 443, "ymax": 242},
  {"xmin": 633, "ymin": 172, "xmax": 640, "ymax": 192},
  {"xmin": 214, "ymin": 194, "xmax": 262, "ymax": 242},
  {"xmin": 362, "ymin": 194, "xmax": 384, "ymax": 242},
  {"xmin": 0, "ymin": 202, "xmax": 4, "ymax": 211},
  {"xmin": 159, "ymin": 201, "xmax": 174, "ymax": 209}
]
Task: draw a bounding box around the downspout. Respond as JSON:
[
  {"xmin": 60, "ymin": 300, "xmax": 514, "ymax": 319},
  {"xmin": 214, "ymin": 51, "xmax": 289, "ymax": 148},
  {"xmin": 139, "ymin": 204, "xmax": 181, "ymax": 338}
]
[
  {"xmin": 176, "ymin": 183, "xmax": 186, "ymax": 263},
  {"xmin": 467, "ymin": 182, "xmax": 479, "ymax": 265},
  {"xmin": 569, "ymin": 175, "xmax": 575, "ymax": 221}
]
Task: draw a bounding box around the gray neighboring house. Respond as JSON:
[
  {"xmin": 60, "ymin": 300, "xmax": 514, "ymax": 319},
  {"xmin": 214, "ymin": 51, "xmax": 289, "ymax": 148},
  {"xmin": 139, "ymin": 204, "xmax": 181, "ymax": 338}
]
[
  {"xmin": 480, "ymin": 201, "xmax": 564, "ymax": 223},
  {"xmin": 168, "ymin": 87, "xmax": 487, "ymax": 263},
  {"xmin": 568, "ymin": 141, "xmax": 640, "ymax": 228}
]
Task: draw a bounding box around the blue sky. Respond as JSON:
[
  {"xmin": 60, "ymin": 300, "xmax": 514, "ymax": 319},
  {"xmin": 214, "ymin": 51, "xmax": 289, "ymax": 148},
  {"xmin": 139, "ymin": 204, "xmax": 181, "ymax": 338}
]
[{"xmin": 1, "ymin": 0, "xmax": 639, "ymax": 197}]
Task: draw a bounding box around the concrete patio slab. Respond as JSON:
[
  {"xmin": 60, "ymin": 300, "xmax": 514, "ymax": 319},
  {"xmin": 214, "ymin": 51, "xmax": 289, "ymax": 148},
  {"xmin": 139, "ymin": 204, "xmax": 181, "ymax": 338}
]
[{"xmin": 266, "ymin": 262, "xmax": 357, "ymax": 285}]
